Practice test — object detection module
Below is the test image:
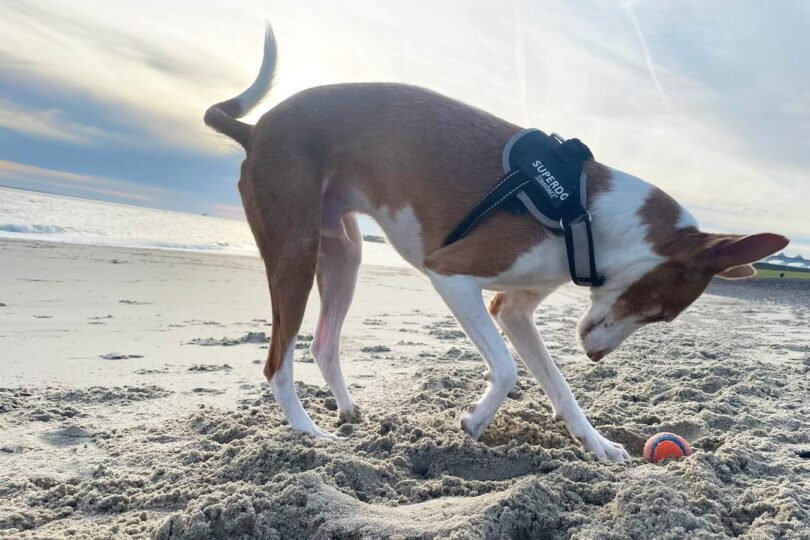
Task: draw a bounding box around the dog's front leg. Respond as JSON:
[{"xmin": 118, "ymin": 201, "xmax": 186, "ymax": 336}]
[
  {"xmin": 426, "ymin": 273, "xmax": 518, "ymax": 440},
  {"xmin": 491, "ymin": 290, "xmax": 630, "ymax": 462}
]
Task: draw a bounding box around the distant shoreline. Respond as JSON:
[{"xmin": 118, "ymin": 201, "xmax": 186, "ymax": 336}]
[
  {"xmin": 0, "ymin": 236, "xmax": 406, "ymax": 270},
  {"xmin": 3, "ymin": 236, "xmax": 805, "ymax": 308},
  {"xmin": 707, "ymin": 277, "xmax": 810, "ymax": 307},
  {"xmin": 362, "ymin": 234, "xmax": 386, "ymax": 244}
]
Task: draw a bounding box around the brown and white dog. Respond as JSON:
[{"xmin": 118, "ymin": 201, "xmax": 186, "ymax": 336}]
[{"xmin": 205, "ymin": 27, "xmax": 788, "ymax": 462}]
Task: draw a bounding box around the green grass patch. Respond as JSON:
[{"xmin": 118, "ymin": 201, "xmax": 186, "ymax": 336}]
[{"xmin": 755, "ymin": 268, "xmax": 810, "ymax": 280}]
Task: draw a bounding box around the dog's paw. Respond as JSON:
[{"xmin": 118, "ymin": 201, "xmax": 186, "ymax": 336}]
[
  {"xmin": 565, "ymin": 417, "xmax": 630, "ymax": 462},
  {"xmin": 302, "ymin": 424, "xmax": 346, "ymax": 441},
  {"xmin": 461, "ymin": 406, "xmax": 487, "ymax": 441},
  {"xmin": 313, "ymin": 429, "xmax": 346, "ymax": 441},
  {"xmin": 338, "ymin": 405, "xmax": 363, "ymax": 425},
  {"xmin": 577, "ymin": 430, "xmax": 630, "ymax": 463}
]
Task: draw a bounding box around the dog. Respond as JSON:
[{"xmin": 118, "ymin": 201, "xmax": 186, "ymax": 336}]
[{"xmin": 204, "ymin": 27, "xmax": 788, "ymax": 462}]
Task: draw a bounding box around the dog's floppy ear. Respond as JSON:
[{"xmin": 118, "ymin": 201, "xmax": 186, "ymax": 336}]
[
  {"xmin": 704, "ymin": 233, "xmax": 789, "ymax": 275},
  {"xmin": 716, "ymin": 264, "xmax": 756, "ymax": 280}
]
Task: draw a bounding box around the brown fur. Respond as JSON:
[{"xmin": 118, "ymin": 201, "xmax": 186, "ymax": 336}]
[
  {"xmin": 238, "ymin": 84, "xmax": 622, "ymax": 378},
  {"xmin": 489, "ymin": 293, "xmax": 505, "ymax": 317},
  {"xmin": 239, "ymin": 83, "xmax": 608, "ymax": 378},
  {"xmin": 204, "ymin": 98, "xmax": 253, "ymax": 149},
  {"xmin": 639, "ymin": 187, "xmax": 687, "ymax": 249},
  {"xmin": 611, "ymin": 188, "xmax": 710, "ymax": 322},
  {"xmin": 259, "ymin": 83, "xmax": 522, "ymax": 250},
  {"xmin": 238, "ymin": 119, "xmax": 324, "ymax": 379},
  {"xmin": 615, "ymin": 188, "xmax": 788, "ymax": 323},
  {"xmin": 613, "ymin": 261, "xmax": 712, "ymax": 322}
]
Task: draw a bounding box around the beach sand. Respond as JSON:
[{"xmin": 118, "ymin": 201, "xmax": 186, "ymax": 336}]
[{"xmin": 1, "ymin": 239, "xmax": 808, "ymax": 538}]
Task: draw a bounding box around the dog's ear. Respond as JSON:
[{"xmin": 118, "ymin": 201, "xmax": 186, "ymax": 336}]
[
  {"xmin": 702, "ymin": 233, "xmax": 789, "ymax": 275},
  {"xmin": 716, "ymin": 264, "xmax": 756, "ymax": 280}
]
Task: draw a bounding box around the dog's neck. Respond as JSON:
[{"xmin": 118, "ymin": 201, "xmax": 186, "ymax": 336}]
[
  {"xmin": 587, "ymin": 166, "xmax": 701, "ymax": 288},
  {"xmin": 587, "ymin": 168, "xmax": 662, "ymax": 281},
  {"xmin": 477, "ymin": 165, "xmax": 672, "ymax": 289}
]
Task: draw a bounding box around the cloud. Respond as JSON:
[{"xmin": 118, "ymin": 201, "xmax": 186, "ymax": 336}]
[
  {"xmin": 0, "ymin": 0, "xmax": 806, "ymax": 251},
  {"xmin": 621, "ymin": 1, "xmax": 668, "ymax": 106},
  {"xmin": 0, "ymin": 99, "xmax": 127, "ymax": 145},
  {"xmin": 0, "ymin": 159, "xmax": 167, "ymax": 202},
  {"xmin": 0, "ymin": 1, "xmax": 249, "ymax": 154}
]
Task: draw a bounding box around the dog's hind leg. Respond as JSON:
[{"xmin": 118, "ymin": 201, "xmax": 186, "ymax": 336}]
[
  {"xmin": 311, "ymin": 213, "xmax": 362, "ymax": 422},
  {"xmin": 263, "ymin": 255, "xmax": 343, "ymax": 439},
  {"xmin": 490, "ymin": 289, "xmax": 629, "ymax": 462},
  {"xmin": 241, "ymin": 166, "xmax": 341, "ymax": 440},
  {"xmin": 426, "ymin": 272, "xmax": 518, "ymax": 440}
]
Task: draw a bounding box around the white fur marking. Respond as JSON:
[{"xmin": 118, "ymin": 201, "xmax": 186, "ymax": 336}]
[
  {"xmin": 589, "ymin": 167, "xmax": 663, "ymax": 280},
  {"xmin": 494, "ymin": 290, "xmax": 629, "ymax": 462},
  {"xmin": 271, "ymin": 342, "xmax": 341, "ymax": 440},
  {"xmin": 427, "ymin": 272, "xmax": 517, "ymax": 439},
  {"xmin": 234, "ymin": 27, "xmax": 277, "ymax": 115},
  {"xmin": 374, "ymin": 206, "xmax": 426, "ymax": 267},
  {"xmin": 488, "ymin": 236, "xmax": 569, "ymax": 289},
  {"xmin": 312, "ymin": 223, "xmax": 360, "ymax": 416}
]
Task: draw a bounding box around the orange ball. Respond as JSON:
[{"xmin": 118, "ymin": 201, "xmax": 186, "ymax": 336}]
[{"xmin": 643, "ymin": 432, "xmax": 692, "ymax": 463}]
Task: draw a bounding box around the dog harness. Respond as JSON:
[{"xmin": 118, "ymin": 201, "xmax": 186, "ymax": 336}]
[{"xmin": 445, "ymin": 128, "xmax": 604, "ymax": 287}]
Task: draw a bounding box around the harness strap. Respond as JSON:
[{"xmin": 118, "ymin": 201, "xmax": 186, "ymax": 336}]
[
  {"xmin": 443, "ymin": 129, "xmax": 605, "ymax": 287},
  {"xmin": 562, "ymin": 212, "xmax": 604, "ymax": 286},
  {"xmin": 444, "ymin": 171, "xmax": 530, "ymax": 246}
]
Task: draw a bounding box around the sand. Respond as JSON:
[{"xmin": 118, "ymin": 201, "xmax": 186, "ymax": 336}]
[{"xmin": 1, "ymin": 239, "xmax": 808, "ymax": 539}]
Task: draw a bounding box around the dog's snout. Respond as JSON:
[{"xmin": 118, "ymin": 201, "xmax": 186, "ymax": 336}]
[
  {"xmin": 581, "ymin": 316, "xmax": 606, "ymax": 337},
  {"xmin": 587, "ymin": 349, "xmax": 606, "ymax": 362}
]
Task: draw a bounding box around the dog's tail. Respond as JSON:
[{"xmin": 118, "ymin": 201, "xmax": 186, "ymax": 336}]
[{"xmin": 203, "ymin": 25, "xmax": 277, "ymax": 149}]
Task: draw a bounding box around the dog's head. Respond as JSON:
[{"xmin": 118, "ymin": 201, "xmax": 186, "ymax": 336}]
[{"xmin": 577, "ymin": 184, "xmax": 788, "ymax": 362}]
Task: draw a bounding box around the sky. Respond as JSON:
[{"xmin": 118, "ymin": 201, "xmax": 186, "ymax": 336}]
[{"xmin": 1, "ymin": 0, "xmax": 808, "ymax": 254}]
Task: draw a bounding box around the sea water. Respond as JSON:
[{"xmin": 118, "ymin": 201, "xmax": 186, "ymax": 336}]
[{"xmin": 0, "ymin": 187, "xmax": 406, "ymax": 267}]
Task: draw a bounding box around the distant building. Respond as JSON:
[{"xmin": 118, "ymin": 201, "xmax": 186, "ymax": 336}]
[
  {"xmin": 763, "ymin": 252, "xmax": 810, "ymax": 270},
  {"xmin": 755, "ymin": 252, "xmax": 810, "ymax": 274},
  {"xmin": 362, "ymin": 234, "xmax": 386, "ymax": 244}
]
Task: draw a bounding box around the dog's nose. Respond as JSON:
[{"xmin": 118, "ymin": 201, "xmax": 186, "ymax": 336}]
[{"xmin": 587, "ymin": 350, "xmax": 606, "ymax": 362}]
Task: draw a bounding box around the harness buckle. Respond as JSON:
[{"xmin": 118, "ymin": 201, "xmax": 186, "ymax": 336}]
[{"xmin": 559, "ymin": 210, "xmax": 592, "ymax": 231}]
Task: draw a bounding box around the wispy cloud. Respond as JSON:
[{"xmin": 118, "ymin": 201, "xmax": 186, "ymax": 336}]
[
  {"xmin": 0, "ymin": 159, "xmax": 167, "ymax": 202},
  {"xmin": 0, "ymin": 0, "xmax": 246, "ymax": 154},
  {"xmin": 0, "ymin": 99, "xmax": 126, "ymax": 145},
  {"xmin": 512, "ymin": 3, "xmax": 530, "ymax": 126},
  {"xmin": 622, "ymin": 1, "xmax": 668, "ymax": 106},
  {"xmin": 0, "ymin": 0, "xmax": 806, "ymax": 248}
]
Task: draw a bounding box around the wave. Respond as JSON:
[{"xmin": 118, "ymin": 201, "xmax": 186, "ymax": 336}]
[
  {"xmin": 0, "ymin": 187, "xmax": 408, "ymax": 266},
  {"xmin": 0, "ymin": 223, "xmax": 71, "ymax": 234},
  {"xmin": 0, "ymin": 188, "xmax": 258, "ymax": 256}
]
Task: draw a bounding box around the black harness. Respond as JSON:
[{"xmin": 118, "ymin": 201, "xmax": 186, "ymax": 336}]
[{"xmin": 445, "ymin": 128, "xmax": 604, "ymax": 287}]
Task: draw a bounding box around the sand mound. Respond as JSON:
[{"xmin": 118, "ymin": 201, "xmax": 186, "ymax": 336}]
[
  {"xmin": 1, "ymin": 275, "xmax": 808, "ymax": 538},
  {"xmin": 189, "ymin": 332, "xmax": 269, "ymax": 347},
  {"xmin": 2, "ymin": 339, "xmax": 808, "ymax": 538}
]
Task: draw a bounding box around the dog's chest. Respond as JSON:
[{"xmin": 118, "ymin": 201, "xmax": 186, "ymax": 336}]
[
  {"xmin": 372, "ymin": 205, "xmax": 427, "ymax": 268},
  {"xmin": 482, "ymin": 239, "xmax": 571, "ymax": 290}
]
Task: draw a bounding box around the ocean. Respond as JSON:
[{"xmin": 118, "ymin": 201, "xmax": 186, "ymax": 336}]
[{"xmin": 0, "ymin": 187, "xmax": 405, "ymax": 267}]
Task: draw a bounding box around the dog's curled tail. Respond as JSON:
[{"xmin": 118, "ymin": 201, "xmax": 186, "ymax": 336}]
[{"xmin": 203, "ymin": 25, "xmax": 277, "ymax": 149}]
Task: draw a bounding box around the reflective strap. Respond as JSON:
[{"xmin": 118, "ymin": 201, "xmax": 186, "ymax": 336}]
[
  {"xmin": 444, "ymin": 170, "xmax": 529, "ymax": 245},
  {"xmin": 562, "ymin": 213, "xmax": 604, "ymax": 286}
]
